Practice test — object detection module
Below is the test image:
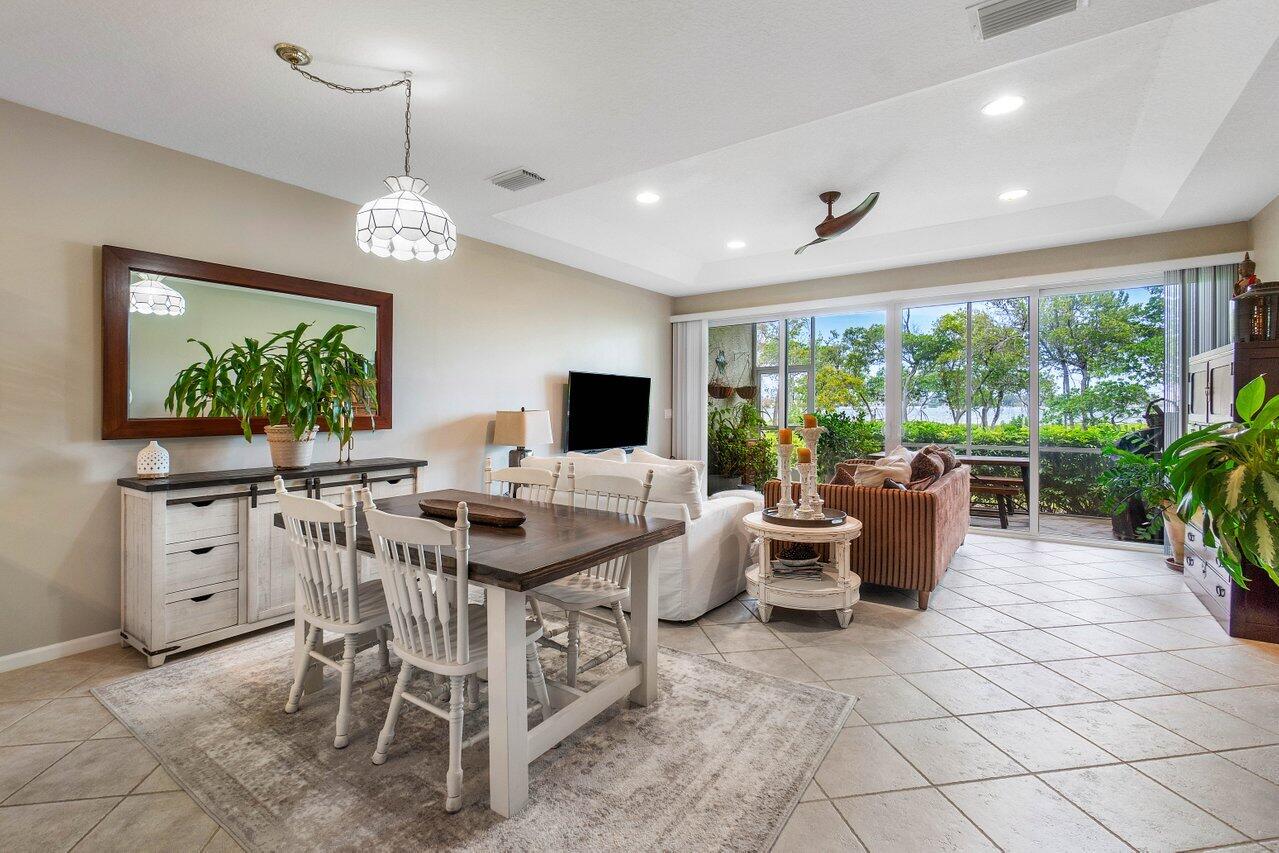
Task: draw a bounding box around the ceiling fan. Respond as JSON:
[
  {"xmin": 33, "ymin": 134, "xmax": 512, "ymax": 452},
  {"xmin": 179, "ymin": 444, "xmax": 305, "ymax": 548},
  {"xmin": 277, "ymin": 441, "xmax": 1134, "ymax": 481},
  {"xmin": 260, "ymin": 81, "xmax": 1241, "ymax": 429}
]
[{"xmin": 794, "ymin": 190, "xmax": 880, "ymax": 255}]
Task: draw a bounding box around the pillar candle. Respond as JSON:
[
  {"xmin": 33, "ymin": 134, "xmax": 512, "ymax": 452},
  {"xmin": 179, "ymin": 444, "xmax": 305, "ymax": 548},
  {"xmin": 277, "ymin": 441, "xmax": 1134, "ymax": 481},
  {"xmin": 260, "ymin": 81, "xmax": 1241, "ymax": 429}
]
[
  {"xmin": 796, "ymin": 446, "xmax": 812, "ymax": 463},
  {"xmin": 777, "ymin": 428, "xmax": 792, "ymax": 445},
  {"xmin": 802, "ymin": 413, "xmax": 817, "ymax": 428}
]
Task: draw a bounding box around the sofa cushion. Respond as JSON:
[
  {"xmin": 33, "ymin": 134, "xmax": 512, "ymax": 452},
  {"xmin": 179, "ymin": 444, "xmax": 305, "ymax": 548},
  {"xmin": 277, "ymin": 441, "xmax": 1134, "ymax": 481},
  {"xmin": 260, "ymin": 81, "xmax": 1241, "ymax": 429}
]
[
  {"xmin": 886, "ymin": 445, "xmax": 916, "ymax": 463},
  {"xmin": 630, "ymin": 448, "xmax": 707, "ymax": 485},
  {"xmin": 852, "ymin": 456, "xmax": 912, "ymax": 487},
  {"xmin": 831, "ymin": 461, "xmax": 858, "ymax": 486},
  {"xmin": 910, "ymin": 451, "xmax": 945, "ymax": 483},
  {"xmin": 568, "ymin": 448, "xmax": 627, "ymax": 463}
]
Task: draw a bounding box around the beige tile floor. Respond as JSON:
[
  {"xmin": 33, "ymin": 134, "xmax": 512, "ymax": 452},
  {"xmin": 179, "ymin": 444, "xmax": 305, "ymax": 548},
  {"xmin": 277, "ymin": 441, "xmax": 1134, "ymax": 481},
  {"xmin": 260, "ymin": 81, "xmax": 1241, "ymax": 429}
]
[{"xmin": 3, "ymin": 532, "xmax": 1279, "ymax": 851}]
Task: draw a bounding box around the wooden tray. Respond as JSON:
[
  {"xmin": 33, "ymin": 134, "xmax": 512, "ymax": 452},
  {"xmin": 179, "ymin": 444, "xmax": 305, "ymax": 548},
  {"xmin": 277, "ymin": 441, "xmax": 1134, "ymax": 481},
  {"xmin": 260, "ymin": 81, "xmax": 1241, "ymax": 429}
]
[
  {"xmin": 419, "ymin": 499, "xmax": 527, "ymax": 527},
  {"xmin": 761, "ymin": 508, "xmax": 848, "ymax": 527}
]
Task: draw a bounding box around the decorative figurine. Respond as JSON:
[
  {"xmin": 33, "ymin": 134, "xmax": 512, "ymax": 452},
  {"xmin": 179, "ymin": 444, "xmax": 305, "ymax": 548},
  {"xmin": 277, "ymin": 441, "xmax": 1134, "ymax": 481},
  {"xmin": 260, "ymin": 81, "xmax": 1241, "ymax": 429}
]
[{"xmin": 1234, "ymin": 253, "xmax": 1261, "ymax": 298}]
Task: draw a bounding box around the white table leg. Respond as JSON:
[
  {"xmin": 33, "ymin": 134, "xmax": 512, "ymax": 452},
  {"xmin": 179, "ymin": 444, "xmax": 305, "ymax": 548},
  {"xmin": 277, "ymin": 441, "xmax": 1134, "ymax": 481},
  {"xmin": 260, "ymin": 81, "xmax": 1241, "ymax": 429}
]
[
  {"xmin": 486, "ymin": 585, "xmax": 530, "ymax": 818},
  {"xmin": 627, "ymin": 545, "xmax": 658, "ymax": 706}
]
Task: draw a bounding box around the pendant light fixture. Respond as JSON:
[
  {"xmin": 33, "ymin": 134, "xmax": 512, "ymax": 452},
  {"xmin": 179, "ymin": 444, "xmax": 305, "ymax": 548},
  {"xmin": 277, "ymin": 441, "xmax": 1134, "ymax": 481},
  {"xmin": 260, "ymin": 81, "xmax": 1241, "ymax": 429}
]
[
  {"xmin": 129, "ymin": 273, "xmax": 186, "ymax": 316},
  {"xmin": 276, "ymin": 43, "xmax": 456, "ymax": 262}
]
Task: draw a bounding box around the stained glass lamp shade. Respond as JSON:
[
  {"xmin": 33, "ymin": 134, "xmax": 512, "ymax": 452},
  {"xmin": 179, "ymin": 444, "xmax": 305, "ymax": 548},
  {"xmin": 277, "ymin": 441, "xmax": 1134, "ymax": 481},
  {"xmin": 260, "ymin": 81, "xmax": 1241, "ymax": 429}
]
[
  {"xmin": 129, "ymin": 274, "xmax": 186, "ymax": 316},
  {"xmin": 355, "ymin": 176, "xmax": 456, "ymax": 261}
]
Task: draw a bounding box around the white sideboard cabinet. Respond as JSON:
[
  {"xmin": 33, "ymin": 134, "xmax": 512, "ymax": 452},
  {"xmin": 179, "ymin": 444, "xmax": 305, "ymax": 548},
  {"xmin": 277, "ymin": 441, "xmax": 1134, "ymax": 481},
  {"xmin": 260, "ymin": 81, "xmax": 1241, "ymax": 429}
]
[{"xmin": 118, "ymin": 457, "xmax": 425, "ymax": 666}]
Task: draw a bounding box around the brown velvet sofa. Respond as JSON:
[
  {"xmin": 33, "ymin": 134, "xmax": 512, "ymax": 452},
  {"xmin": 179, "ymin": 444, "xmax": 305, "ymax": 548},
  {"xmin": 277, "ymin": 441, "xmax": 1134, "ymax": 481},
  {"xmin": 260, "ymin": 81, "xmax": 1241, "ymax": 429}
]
[{"xmin": 762, "ymin": 465, "xmax": 970, "ymax": 609}]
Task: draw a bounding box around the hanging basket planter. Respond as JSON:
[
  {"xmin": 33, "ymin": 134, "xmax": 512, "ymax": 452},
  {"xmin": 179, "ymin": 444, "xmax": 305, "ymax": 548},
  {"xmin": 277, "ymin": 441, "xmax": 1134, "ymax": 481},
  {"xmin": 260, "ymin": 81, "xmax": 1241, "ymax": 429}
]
[
  {"xmin": 735, "ymin": 384, "xmax": 758, "ymax": 401},
  {"xmin": 708, "ymin": 381, "xmax": 735, "ymax": 400}
]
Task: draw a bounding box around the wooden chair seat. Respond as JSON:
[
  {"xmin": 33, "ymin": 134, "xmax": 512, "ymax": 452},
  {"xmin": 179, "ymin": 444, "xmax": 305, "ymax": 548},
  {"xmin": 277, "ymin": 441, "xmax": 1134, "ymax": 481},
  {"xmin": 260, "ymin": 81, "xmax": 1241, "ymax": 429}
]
[
  {"xmin": 391, "ymin": 604, "xmax": 544, "ymax": 676},
  {"xmin": 533, "ymin": 574, "xmax": 630, "ymax": 610},
  {"xmin": 305, "ymin": 580, "xmax": 390, "ymax": 632}
]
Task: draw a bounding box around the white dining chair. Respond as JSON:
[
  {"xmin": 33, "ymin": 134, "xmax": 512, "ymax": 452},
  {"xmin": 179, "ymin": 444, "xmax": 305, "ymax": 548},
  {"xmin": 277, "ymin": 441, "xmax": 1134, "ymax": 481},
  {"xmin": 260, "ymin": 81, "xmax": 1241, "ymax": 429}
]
[
  {"xmin": 277, "ymin": 477, "xmax": 391, "ymax": 749},
  {"xmin": 362, "ymin": 490, "xmax": 551, "ymax": 813},
  {"xmin": 482, "ymin": 457, "xmax": 561, "ymax": 502},
  {"xmin": 531, "ymin": 464, "xmax": 654, "ymax": 687}
]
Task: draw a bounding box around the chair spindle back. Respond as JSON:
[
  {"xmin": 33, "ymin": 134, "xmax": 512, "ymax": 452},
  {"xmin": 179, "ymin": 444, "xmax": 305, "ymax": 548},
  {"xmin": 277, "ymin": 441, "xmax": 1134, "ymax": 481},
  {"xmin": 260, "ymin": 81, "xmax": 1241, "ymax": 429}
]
[
  {"xmin": 566, "ymin": 464, "xmax": 654, "ymax": 589},
  {"xmin": 482, "ymin": 458, "xmax": 561, "ymax": 502},
  {"xmin": 275, "ymin": 477, "xmax": 362, "ymax": 625},
  {"xmin": 362, "ymin": 490, "xmax": 473, "ymax": 665}
]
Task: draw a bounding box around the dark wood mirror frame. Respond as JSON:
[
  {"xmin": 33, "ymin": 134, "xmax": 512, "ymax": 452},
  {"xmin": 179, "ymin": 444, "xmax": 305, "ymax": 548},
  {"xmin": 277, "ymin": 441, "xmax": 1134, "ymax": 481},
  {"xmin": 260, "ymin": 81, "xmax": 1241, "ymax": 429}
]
[{"xmin": 102, "ymin": 245, "xmax": 393, "ymax": 439}]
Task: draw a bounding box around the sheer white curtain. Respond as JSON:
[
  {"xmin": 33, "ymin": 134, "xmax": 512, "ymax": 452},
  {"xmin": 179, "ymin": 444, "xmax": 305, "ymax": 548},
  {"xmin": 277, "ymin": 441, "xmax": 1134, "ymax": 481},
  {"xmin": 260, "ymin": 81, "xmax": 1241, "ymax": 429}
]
[{"xmin": 671, "ymin": 319, "xmax": 708, "ymax": 463}]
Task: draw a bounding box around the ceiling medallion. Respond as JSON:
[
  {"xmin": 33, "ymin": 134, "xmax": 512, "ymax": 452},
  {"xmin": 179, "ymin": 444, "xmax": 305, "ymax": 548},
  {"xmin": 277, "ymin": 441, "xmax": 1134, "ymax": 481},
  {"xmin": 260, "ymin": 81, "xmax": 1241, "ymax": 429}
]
[{"xmin": 277, "ymin": 44, "xmax": 456, "ymax": 262}]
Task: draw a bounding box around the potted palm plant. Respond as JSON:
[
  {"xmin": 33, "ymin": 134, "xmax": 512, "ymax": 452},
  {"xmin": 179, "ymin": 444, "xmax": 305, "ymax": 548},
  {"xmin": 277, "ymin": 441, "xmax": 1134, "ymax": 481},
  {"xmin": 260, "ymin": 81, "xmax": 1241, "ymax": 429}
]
[
  {"xmin": 166, "ymin": 322, "xmax": 377, "ymax": 469},
  {"xmin": 1164, "ymin": 375, "xmax": 1279, "ymax": 589}
]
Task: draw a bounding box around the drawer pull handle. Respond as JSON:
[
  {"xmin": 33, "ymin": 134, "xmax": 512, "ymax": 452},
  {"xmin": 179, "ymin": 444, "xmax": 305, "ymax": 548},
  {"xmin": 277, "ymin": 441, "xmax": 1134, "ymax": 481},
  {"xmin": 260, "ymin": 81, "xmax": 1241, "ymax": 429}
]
[
  {"xmin": 190, "ymin": 593, "xmax": 214, "ymax": 603},
  {"xmin": 190, "ymin": 547, "xmax": 214, "ymax": 555},
  {"xmin": 386, "ymin": 478, "xmax": 402, "ymax": 485},
  {"xmin": 1215, "ymin": 585, "xmax": 1226, "ymax": 597},
  {"xmin": 190, "ymin": 499, "xmax": 215, "ymax": 508}
]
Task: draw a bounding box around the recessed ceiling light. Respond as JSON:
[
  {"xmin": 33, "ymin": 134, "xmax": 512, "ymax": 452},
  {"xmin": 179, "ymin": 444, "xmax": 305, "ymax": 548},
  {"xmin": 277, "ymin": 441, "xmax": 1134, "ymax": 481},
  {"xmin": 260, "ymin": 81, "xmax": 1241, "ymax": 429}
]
[
  {"xmin": 999, "ymin": 188, "xmax": 1029, "ymax": 201},
  {"xmin": 635, "ymin": 191, "xmax": 661, "ymax": 204},
  {"xmin": 982, "ymin": 95, "xmax": 1025, "ymax": 116},
  {"xmin": 726, "ymin": 240, "xmax": 746, "ymax": 250}
]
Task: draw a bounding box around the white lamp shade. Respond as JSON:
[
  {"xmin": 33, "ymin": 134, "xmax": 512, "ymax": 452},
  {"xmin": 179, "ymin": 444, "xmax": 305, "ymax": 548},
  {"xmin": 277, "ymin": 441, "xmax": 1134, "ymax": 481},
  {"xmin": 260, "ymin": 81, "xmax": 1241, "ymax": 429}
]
[
  {"xmin": 129, "ymin": 274, "xmax": 186, "ymax": 316},
  {"xmin": 355, "ymin": 176, "xmax": 457, "ymax": 262},
  {"xmin": 494, "ymin": 409, "xmax": 553, "ymax": 447}
]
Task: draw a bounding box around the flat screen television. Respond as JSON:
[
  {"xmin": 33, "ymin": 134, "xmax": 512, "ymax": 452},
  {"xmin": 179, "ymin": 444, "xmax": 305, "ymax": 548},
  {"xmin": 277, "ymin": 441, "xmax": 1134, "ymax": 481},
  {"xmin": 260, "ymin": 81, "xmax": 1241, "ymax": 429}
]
[{"xmin": 565, "ymin": 371, "xmax": 651, "ymax": 452}]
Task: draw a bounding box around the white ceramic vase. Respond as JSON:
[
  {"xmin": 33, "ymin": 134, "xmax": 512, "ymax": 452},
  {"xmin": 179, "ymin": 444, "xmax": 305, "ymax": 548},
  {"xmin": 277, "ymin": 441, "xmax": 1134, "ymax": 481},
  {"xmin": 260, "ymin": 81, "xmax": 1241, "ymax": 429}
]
[{"xmin": 136, "ymin": 440, "xmax": 170, "ymax": 479}]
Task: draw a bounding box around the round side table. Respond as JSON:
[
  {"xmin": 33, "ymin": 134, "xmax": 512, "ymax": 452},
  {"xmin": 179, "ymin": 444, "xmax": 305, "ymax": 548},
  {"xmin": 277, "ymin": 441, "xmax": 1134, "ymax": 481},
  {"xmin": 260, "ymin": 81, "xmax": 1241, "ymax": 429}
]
[{"xmin": 743, "ymin": 511, "xmax": 863, "ymax": 628}]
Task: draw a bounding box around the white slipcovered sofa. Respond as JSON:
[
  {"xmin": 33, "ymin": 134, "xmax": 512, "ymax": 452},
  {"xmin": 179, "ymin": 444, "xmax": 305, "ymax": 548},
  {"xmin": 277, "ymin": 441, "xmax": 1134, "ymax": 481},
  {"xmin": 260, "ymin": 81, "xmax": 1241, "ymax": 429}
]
[{"xmin": 520, "ymin": 449, "xmax": 763, "ymax": 621}]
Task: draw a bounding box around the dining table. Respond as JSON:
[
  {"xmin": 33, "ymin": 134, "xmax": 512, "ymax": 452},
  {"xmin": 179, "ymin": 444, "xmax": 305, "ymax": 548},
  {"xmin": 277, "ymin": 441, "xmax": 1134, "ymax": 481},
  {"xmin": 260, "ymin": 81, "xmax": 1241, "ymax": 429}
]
[{"xmin": 277, "ymin": 488, "xmax": 685, "ymax": 818}]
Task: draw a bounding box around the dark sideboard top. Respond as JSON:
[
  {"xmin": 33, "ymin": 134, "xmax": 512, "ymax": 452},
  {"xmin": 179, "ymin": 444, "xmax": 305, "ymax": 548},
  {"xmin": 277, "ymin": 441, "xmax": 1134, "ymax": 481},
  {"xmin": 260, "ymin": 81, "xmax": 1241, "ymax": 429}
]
[{"xmin": 117, "ymin": 457, "xmax": 427, "ymax": 492}]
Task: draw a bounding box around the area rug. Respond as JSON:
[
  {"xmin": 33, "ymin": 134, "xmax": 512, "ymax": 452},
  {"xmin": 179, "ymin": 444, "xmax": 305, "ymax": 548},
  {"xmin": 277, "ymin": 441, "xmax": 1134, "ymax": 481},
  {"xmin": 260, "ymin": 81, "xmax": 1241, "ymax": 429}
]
[{"xmin": 94, "ymin": 627, "xmax": 853, "ymax": 852}]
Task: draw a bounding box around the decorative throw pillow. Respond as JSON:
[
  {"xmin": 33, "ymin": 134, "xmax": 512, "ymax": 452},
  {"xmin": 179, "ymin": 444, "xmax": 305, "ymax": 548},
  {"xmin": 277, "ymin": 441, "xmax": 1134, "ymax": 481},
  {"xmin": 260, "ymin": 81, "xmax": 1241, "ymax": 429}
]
[
  {"xmin": 885, "ymin": 445, "xmax": 916, "ymax": 463},
  {"xmin": 882, "ymin": 478, "xmax": 908, "ymax": 490},
  {"xmin": 910, "ymin": 450, "xmax": 944, "ymax": 483},
  {"xmin": 853, "ymin": 456, "xmax": 912, "ymax": 487},
  {"xmin": 907, "ymin": 475, "xmax": 938, "ymax": 491},
  {"xmin": 830, "ymin": 461, "xmax": 859, "ymax": 486},
  {"xmin": 933, "ymin": 446, "xmax": 959, "ymax": 472}
]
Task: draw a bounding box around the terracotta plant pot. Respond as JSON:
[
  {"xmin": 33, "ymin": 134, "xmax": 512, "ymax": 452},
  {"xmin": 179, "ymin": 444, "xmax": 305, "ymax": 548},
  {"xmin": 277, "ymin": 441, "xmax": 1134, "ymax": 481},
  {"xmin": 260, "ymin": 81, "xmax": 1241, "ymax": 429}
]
[{"xmin": 265, "ymin": 424, "xmax": 318, "ymax": 469}]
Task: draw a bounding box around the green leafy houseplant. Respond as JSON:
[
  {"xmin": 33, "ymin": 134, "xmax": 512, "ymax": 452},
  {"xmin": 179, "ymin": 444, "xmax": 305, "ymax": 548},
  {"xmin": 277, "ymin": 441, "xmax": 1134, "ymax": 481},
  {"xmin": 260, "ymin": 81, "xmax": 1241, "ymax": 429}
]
[
  {"xmin": 1098, "ymin": 445, "xmax": 1185, "ymax": 564},
  {"xmin": 1164, "ymin": 375, "xmax": 1279, "ymax": 589},
  {"xmin": 707, "ymin": 402, "xmax": 773, "ymax": 491},
  {"xmin": 165, "ymin": 322, "xmax": 377, "ymax": 459}
]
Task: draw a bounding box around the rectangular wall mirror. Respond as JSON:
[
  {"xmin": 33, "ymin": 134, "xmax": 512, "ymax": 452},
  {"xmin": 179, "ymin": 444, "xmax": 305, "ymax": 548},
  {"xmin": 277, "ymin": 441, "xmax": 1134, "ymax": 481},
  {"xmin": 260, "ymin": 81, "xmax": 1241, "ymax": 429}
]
[{"xmin": 102, "ymin": 246, "xmax": 393, "ymax": 439}]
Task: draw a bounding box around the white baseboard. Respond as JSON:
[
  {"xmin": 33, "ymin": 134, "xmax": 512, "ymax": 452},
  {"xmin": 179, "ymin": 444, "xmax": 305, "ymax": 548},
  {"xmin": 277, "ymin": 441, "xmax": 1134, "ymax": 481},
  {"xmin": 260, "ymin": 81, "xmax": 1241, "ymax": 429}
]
[{"xmin": 0, "ymin": 630, "xmax": 120, "ymax": 674}]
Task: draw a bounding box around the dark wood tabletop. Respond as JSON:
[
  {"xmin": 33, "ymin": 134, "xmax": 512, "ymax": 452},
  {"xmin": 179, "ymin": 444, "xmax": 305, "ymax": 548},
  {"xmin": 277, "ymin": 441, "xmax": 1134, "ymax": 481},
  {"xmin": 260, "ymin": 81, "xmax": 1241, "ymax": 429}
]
[
  {"xmin": 274, "ymin": 488, "xmax": 685, "ymax": 592},
  {"xmin": 118, "ymin": 457, "xmax": 426, "ymax": 492}
]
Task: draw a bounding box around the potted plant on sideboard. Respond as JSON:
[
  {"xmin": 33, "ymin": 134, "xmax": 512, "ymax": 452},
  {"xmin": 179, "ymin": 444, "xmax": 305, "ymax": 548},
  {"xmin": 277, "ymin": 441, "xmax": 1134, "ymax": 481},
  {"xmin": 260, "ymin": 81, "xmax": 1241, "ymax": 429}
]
[
  {"xmin": 165, "ymin": 322, "xmax": 377, "ymax": 469},
  {"xmin": 1164, "ymin": 375, "xmax": 1279, "ymax": 590}
]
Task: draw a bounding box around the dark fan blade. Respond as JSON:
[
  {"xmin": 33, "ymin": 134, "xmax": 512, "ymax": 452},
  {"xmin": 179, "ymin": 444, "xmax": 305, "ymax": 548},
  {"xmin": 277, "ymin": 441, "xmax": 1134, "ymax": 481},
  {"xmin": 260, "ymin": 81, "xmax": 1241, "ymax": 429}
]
[
  {"xmin": 814, "ymin": 192, "xmax": 880, "ymax": 240},
  {"xmin": 794, "ymin": 237, "xmax": 827, "ymax": 255}
]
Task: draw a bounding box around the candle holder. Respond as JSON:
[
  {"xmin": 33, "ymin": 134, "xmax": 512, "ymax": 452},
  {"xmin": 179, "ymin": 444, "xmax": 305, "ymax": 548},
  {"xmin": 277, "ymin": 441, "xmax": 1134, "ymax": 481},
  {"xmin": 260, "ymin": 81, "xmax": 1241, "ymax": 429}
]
[
  {"xmin": 797, "ymin": 426, "xmax": 826, "ymax": 518},
  {"xmin": 776, "ymin": 443, "xmax": 795, "ymax": 518}
]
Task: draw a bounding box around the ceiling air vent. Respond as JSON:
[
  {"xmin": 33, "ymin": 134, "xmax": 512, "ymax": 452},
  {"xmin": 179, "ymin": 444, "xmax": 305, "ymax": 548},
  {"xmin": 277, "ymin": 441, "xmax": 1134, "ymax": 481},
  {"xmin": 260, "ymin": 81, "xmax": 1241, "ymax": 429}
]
[
  {"xmin": 968, "ymin": 0, "xmax": 1087, "ymax": 40},
  {"xmin": 490, "ymin": 168, "xmax": 546, "ymax": 191}
]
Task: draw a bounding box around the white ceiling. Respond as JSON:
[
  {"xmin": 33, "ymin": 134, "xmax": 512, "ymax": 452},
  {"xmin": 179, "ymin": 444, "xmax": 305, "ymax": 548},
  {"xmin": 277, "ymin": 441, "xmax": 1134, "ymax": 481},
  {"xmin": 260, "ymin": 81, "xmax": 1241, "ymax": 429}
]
[{"xmin": 2, "ymin": 0, "xmax": 1277, "ymax": 296}]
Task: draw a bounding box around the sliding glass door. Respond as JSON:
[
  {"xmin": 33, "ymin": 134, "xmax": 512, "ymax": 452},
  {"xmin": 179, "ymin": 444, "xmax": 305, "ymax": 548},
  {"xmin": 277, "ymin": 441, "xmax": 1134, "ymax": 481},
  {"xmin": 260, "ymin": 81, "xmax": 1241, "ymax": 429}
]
[{"xmin": 1037, "ymin": 283, "xmax": 1167, "ymax": 541}]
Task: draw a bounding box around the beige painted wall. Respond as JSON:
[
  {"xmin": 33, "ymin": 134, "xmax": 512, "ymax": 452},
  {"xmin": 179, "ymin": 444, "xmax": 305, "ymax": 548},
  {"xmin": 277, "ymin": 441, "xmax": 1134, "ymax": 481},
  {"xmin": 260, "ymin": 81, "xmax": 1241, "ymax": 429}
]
[
  {"xmin": 1250, "ymin": 193, "xmax": 1279, "ymax": 280},
  {"xmin": 0, "ymin": 99, "xmax": 672, "ymax": 657},
  {"xmin": 673, "ymin": 223, "xmax": 1252, "ymax": 316}
]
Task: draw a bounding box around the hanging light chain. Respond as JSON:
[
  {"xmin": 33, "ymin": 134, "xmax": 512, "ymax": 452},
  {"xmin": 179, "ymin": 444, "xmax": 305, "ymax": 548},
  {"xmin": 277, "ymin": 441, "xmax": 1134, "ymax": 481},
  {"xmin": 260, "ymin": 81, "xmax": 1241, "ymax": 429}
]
[{"xmin": 288, "ymin": 63, "xmax": 414, "ymax": 176}]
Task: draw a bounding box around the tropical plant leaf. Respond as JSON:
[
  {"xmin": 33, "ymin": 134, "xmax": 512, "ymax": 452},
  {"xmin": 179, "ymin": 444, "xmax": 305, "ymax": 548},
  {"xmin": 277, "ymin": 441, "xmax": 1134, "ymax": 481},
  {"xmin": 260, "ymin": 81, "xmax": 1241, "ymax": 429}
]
[
  {"xmin": 1261, "ymin": 472, "xmax": 1279, "ymax": 514},
  {"xmin": 1235, "ymin": 375, "xmax": 1266, "ymax": 422},
  {"xmin": 1226, "ymin": 465, "xmax": 1247, "ymax": 509}
]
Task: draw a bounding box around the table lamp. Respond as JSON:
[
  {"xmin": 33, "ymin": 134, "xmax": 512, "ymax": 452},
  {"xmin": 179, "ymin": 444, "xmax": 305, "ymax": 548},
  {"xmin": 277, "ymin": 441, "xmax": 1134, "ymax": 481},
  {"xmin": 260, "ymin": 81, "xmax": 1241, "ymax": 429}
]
[{"xmin": 494, "ymin": 408, "xmax": 554, "ymax": 467}]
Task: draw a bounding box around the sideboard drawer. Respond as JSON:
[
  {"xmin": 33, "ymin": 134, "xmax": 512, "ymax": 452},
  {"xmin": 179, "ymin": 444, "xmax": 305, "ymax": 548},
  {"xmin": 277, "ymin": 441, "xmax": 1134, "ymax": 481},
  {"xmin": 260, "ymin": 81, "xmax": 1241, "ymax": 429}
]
[
  {"xmin": 166, "ymin": 543, "xmax": 239, "ymax": 595},
  {"xmin": 372, "ymin": 474, "xmax": 416, "ymax": 498},
  {"xmin": 1184, "ymin": 550, "xmax": 1230, "ymax": 622},
  {"xmin": 167, "ymin": 499, "xmax": 239, "ymax": 543},
  {"xmin": 165, "ymin": 588, "xmax": 239, "ymax": 642}
]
